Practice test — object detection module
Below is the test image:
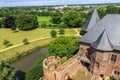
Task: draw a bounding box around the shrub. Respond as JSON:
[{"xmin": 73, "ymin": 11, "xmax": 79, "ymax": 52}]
[
  {"xmin": 23, "ymin": 38, "xmax": 29, "ymax": 45},
  {"xmin": 50, "ymin": 30, "xmax": 57, "ymax": 38},
  {"xmin": 3, "ymin": 39, "xmax": 12, "ymax": 47},
  {"xmin": 59, "ymin": 28, "xmax": 65, "ymax": 34}
]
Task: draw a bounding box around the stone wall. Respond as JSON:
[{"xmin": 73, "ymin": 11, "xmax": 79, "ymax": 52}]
[{"xmin": 43, "ymin": 56, "xmax": 60, "ymax": 80}]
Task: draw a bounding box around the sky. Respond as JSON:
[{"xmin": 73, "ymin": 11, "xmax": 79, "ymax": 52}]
[{"xmin": 0, "ymin": 0, "xmax": 120, "ymax": 7}]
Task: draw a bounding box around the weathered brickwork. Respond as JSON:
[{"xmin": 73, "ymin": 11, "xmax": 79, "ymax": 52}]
[
  {"xmin": 80, "ymin": 43, "xmax": 120, "ymax": 80},
  {"xmin": 43, "ymin": 55, "xmax": 82, "ymax": 80}
]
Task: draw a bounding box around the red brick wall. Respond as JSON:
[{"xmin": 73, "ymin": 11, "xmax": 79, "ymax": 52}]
[{"xmin": 90, "ymin": 48, "xmax": 120, "ymax": 79}]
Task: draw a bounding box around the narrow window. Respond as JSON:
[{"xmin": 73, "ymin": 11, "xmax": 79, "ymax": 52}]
[
  {"xmin": 111, "ymin": 54, "xmax": 117, "ymax": 63},
  {"xmin": 114, "ymin": 70, "xmax": 120, "ymax": 76}
]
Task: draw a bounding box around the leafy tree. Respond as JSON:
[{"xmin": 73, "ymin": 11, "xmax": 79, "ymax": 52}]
[
  {"xmin": 0, "ymin": 59, "xmax": 16, "ymax": 80},
  {"xmin": 3, "ymin": 39, "xmax": 12, "ymax": 47},
  {"xmin": 3, "ymin": 16, "xmax": 16, "ymax": 30},
  {"xmin": 16, "ymin": 14, "xmax": 38, "ymax": 31},
  {"xmin": 59, "ymin": 28, "xmax": 65, "ymax": 34},
  {"xmin": 50, "ymin": 30, "xmax": 57, "ymax": 38},
  {"xmin": 62, "ymin": 9, "xmax": 85, "ymax": 28},
  {"xmin": 106, "ymin": 5, "xmax": 118, "ymax": 14},
  {"xmin": 97, "ymin": 7, "xmax": 106, "ymax": 19},
  {"xmin": 23, "ymin": 38, "xmax": 29, "ymax": 45},
  {"xmin": 51, "ymin": 12, "xmax": 62, "ymax": 24},
  {"xmin": 48, "ymin": 36, "xmax": 79, "ymax": 58}
]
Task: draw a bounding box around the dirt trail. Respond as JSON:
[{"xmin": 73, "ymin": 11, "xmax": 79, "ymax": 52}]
[
  {"xmin": 72, "ymin": 28, "xmax": 82, "ymax": 37},
  {"xmin": 0, "ymin": 37, "xmax": 50, "ymax": 53},
  {"xmin": 0, "ymin": 28, "xmax": 82, "ymax": 53}
]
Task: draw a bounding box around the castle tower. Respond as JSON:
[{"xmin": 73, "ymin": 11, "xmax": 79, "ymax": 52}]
[{"xmin": 43, "ymin": 56, "xmax": 60, "ymax": 80}]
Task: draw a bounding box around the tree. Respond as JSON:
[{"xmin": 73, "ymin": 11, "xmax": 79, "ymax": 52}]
[
  {"xmin": 3, "ymin": 16, "xmax": 16, "ymax": 30},
  {"xmin": 106, "ymin": 5, "xmax": 118, "ymax": 14},
  {"xmin": 0, "ymin": 59, "xmax": 16, "ymax": 80},
  {"xmin": 97, "ymin": 7, "xmax": 106, "ymax": 19},
  {"xmin": 23, "ymin": 38, "xmax": 29, "ymax": 45},
  {"xmin": 62, "ymin": 9, "xmax": 85, "ymax": 28},
  {"xmin": 51, "ymin": 12, "xmax": 62, "ymax": 24},
  {"xmin": 16, "ymin": 14, "xmax": 38, "ymax": 31},
  {"xmin": 59, "ymin": 28, "xmax": 65, "ymax": 34},
  {"xmin": 48, "ymin": 36, "xmax": 79, "ymax": 58},
  {"xmin": 50, "ymin": 30, "xmax": 57, "ymax": 38}
]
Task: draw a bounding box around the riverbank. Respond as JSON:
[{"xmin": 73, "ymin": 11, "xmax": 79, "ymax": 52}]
[
  {"xmin": 10, "ymin": 47, "xmax": 48, "ymax": 80},
  {"xmin": 1, "ymin": 38, "xmax": 53, "ymax": 63}
]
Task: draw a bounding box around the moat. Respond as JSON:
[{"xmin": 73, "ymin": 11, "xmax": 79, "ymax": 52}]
[{"xmin": 10, "ymin": 47, "xmax": 48, "ymax": 79}]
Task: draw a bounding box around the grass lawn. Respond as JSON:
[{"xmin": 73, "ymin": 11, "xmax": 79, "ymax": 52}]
[
  {"xmin": 0, "ymin": 38, "xmax": 53, "ymax": 60},
  {"xmin": 38, "ymin": 16, "xmax": 52, "ymax": 25},
  {"xmin": 0, "ymin": 28, "xmax": 76, "ymax": 50}
]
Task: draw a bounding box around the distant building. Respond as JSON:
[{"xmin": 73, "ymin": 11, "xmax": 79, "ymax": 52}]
[{"xmin": 79, "ymin": 8, "xmax": 120, "ymax": 80}]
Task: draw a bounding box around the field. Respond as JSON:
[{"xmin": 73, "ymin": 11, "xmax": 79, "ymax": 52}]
[
  {"xmin": 0, "ymin": 28, "xmax": 76, "ymax": 50},
  {"xmin": 38, "ymin": 16, "xmax": 52, "ymax": 25}
]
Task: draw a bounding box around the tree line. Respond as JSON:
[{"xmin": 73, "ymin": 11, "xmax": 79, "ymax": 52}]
[
  {"xmin": 0, "ymin": 14, "xmax": 38, "ymax": 31},
  {"xmin": 98, "ymin": 4, "xmax": 120, "ymax": 18}
]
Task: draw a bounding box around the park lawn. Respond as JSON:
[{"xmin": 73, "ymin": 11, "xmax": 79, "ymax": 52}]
[
  {"xmin": 0, "ymin": 38, "xmax": 53, "ymax": 60},
  {"xmin": 38, "ymin": 16, "xmax": 52, "ymax": 25},
  {"xmin": 0, "ymin": 28, "xmax": 76, "ymax": 50}
]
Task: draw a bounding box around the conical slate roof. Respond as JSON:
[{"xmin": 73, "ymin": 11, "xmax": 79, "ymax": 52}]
[
  {"xmin": 91, "ymin": 30, "xmax": 113, "ymax": 51},
  {"xmin": 82, "ymin": 8, "xmax": 100, "ymax": 32},
  {"xmin": 80, "ymin": 14, "xmax": 120, "ymax": 51}
]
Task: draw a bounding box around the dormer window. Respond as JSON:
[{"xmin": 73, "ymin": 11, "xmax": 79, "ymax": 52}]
[{"xmin": 111, "ymin": 54, "xmax": 117, "ymax": 63}]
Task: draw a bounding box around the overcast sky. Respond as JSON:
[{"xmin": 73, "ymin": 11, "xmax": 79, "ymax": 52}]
[{"xmin": 1, "ymin": 0, "xmax": 120, "ymax": 7}]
